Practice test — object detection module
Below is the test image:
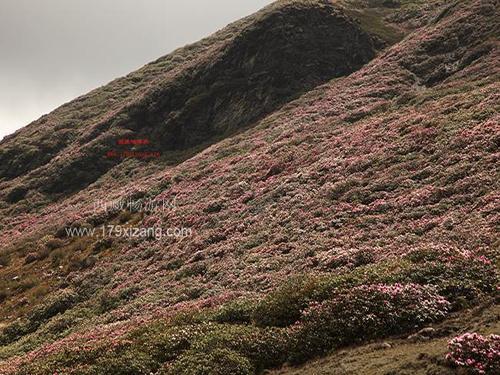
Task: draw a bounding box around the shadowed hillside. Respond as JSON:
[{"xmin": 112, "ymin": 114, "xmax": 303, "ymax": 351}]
[{"xmin": 0, "ymin": 0, "xmax": 377, "ymax": 201}]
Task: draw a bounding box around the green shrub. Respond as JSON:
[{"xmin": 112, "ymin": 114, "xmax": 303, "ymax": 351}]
[
  {"xmin": 13, "ymin": 276, "xmax": 38, "ymax": 293},
  {"xmin": 326, "ymin": 179, "xmax": 359, "ymax": 200},
  {"xmin": 85, "ymin": 347, "xmax": 156, "ymax": 375},
  {"xmin": 0, "ymin": 320, "xmax": 29, "ymax": 345},
  {"xmin": 92, "ymin": 238, "xmax": 113, "ymax": 253},
  {"xmin": 97, "ymin": 291, "xmax": 122, "ymax": 313},
  {"xmin": 6, "ymin": 185, "xmax": 27, "ymax": 203},
  {"xmin": 17, "ymin": 344, "xmax": 157, "ymax": 375},
  {"xmin": 50, "ymin": 248, "xmax": 65, "ymax": 267},
  {"xmin": 166, "ymin": 348, "xmax": 254, "ymax": 375},
  {"xmin": 44, "ymin": 307, "xmax": 95, "ymax": 335},
  {"xmin": 213, "ymin": 298, "xmax": 257, "ymax": 324},
  {"xmin": 45, "ymin": 238, "xmax": 65, "ymax": 251},
  {"xmin": 0, "ymin": 289, "xmax": 79, "ymax": 345},
  {"xmin": 190, "ymin": 324, "xmax": 289, "ymax": 371},
  {"xmin": 0, "ymin": 289, "xmax": 7, "ymax": 303},
  {"xmin": 401, "ymin": 247, "xmax": 497, "ymax": 307},
  {"xmin": 118, "ymin": 210, "xmax": 133, "ymax": 224},
  {"xmin": 28, "ymin": 289, "xmax": 79, "ymax": 329},
  {"xmin": 252, "ymin": 275, "xmax": 320, "ymax": 327},
  {"xmin": 0, "ymin": 252, "xmax": 11, "ymax": 266},
  {"xmin": 168, "ymin": 309, "xmax": 216, "ymax": 326},
  {"xmin": 129, "ymin": 322, "xmax": 211, "ymax": 364},
  {"xmin": 321, "ymin": 248, "xmax": 376, "ymax": 269},
  {"xmin": 174, "ymin": 263, "xmax": 207, "ymax": 280}
]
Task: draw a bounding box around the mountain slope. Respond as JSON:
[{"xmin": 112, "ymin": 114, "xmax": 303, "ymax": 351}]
[
  {"xmin": 0, "ymin": 0, "xmax": 498, "ymax": 374},
  {"xmin": 0, "ymin": 0, "xmax": 378, "ymax": 202}
]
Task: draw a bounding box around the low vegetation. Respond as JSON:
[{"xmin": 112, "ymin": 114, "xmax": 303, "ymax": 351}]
[
  {"xmin": 446, "ymin": 333, "xmax": 500, "ymax": 374},
  {"xmin": 10, "ymin": 246, "xmax": 497, "ymax": 374}
]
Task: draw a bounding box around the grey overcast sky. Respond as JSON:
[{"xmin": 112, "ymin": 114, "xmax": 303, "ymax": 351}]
[{"xmin": 0, "ymin": 0, "xmax": 273, "ymax": 140}]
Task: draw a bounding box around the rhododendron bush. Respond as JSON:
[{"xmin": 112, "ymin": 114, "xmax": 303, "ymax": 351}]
[
  {"xmin": 289, "ymin": 283, "xmax": 450, "ymax": 363},
  {"xmin": 446, "ymin": 333, "xmax": 500, "ymax": 374},
  {"xmin": 401, "ymin": 246, "xmax": 497, "ymax": 307},
  {"xmin": 251, "ymin": 245, "xmax": 497, "ymax": 330}
]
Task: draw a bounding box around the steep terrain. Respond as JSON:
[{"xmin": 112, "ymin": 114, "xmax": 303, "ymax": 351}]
[
  {"xmin": 0, "ymin": 0, "xmax": 377, "ymax": 200},
  {"xmin": 0, "ymin": 0, "xmax": 498, "ymax": 374}
]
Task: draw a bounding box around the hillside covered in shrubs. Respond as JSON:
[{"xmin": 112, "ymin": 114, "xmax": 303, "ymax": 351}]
[{"xmin": 0, "ymin": 0, "xmax": 498, "ymax": 374}]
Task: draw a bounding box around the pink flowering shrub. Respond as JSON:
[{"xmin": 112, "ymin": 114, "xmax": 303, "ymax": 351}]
[
  {"xmin": 289, "ymin": 283, "xmax": 450, "ymax": 363},
  {"xmin": 403, "ymin": 247, "xmax": 497, "ymax": 307},
  {"xmin": 251, "ymin": 247, "xmax": 496, "ymax": 331},
  {"xmin": 446, "ymin": 333, "xmax": 500, "ymax": 374}
]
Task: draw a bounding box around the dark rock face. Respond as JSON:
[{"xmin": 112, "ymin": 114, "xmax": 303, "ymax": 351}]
[
  {"xmin": 400, "ymin": 0, "xmax": 497, "ymax": 86},
  {"xmin": 131, "ymin": 3, "xmax": 376, "ymax": 150}
]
